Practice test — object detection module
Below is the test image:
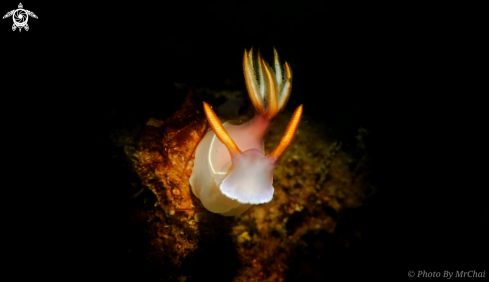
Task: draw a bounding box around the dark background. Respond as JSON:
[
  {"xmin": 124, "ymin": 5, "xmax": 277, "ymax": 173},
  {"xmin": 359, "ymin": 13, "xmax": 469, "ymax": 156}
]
[{"xmin": 2, "ymin": 1, "xmax": 486, "ymax": 280}]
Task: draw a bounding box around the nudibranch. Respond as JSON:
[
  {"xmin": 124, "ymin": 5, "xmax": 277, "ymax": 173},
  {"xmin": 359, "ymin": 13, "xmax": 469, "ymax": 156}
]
[{"xmin": 190, "ymin": 48, "xmax": 303, "ymax": 216}]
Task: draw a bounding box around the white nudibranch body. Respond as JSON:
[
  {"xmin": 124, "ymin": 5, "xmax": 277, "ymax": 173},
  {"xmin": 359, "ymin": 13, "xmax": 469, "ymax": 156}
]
[{"xmin": 189, "ymin": 48, "xmax": 303, "ymax": 216}]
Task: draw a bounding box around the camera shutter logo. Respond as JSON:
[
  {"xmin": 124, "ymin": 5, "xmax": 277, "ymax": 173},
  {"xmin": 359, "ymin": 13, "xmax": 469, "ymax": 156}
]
[{"xmin": 3, "ymin": 3, "xmax": 38, "ymax": 32}]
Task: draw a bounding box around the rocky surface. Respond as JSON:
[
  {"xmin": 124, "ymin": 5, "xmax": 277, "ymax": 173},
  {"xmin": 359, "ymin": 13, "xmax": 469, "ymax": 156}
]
[{"xmin": 120, "ymin": 87, "xmax": 373, "ymax": 281}]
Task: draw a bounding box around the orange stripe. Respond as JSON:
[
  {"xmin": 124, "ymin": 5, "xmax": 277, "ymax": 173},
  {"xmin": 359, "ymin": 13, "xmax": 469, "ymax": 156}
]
[
  {"xmin": 243, "ymin": 49, "xmax": 264, "ymax": 114},
  {"xmin": 262, "ymin": 59, "xmax": 278, "ymax": 119}
]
